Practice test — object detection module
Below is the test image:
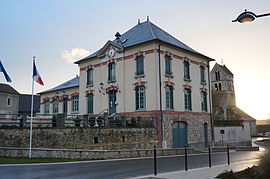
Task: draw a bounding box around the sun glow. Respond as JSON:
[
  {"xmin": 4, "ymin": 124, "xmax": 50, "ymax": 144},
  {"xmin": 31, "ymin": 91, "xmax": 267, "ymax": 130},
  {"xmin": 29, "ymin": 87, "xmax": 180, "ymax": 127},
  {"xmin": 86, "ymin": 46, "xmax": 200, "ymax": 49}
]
[{"xmin": 234, "ymin": 75, "xmax": 270, "ymax": 120}]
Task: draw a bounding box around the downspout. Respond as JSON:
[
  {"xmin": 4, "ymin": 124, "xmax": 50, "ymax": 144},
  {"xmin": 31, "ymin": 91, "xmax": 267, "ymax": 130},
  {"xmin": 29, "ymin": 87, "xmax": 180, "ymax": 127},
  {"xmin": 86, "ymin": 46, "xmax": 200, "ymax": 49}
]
[
  {"xmin": 207, "ymin": 61, "xmax": 215, "ymax": 144},
  {"xmin": 158, "ymin": 42, "xmax": 164, "ymax": 148}
]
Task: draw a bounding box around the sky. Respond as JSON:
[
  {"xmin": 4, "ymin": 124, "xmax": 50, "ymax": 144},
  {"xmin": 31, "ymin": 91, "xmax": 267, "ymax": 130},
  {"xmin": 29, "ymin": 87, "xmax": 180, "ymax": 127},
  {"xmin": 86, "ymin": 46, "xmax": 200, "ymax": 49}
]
[{"xmin": 0, "ymin": 0, "xmax": 269, "ymax": 120}]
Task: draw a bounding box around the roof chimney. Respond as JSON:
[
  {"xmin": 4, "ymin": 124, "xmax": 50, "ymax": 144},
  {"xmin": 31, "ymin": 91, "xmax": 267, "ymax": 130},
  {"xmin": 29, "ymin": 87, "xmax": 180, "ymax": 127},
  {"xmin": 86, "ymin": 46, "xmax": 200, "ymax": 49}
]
[
  {"xmin": 115, "ymin": 32, "xmax": 121, "ymax": 39},
  {"xmin": 115, "ymin": 32, "xmax": 121, "ymax": 43},
  {"xmin": 138, "ymin": 19, "xmax": 140, "ymax": 24},
  {"xmin": 147, "ymin": 16, "xmax": 149, "ymax": 21}
]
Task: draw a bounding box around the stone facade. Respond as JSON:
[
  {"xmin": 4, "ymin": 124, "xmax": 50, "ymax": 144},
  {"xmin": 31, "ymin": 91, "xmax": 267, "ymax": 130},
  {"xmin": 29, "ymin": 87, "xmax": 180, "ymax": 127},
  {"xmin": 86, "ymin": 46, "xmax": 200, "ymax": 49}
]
[
  {"xmin": 211, "ymin": 63, "xmax": 256, "ymax": 145},
  {"xmin": 163, "ymin": 112, "xmax": 211, "ymax": 148},
  {"xmin": 0, "ymin": 128, "xmax": 156, "ymax": 150}
]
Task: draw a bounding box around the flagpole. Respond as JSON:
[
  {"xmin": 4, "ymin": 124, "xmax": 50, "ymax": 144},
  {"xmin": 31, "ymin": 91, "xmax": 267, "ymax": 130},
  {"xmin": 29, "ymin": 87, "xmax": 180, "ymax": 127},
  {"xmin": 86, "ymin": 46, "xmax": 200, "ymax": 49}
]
[{"xmin": 29, "ymin": 57, "xmax": 35, "ymax": 159}]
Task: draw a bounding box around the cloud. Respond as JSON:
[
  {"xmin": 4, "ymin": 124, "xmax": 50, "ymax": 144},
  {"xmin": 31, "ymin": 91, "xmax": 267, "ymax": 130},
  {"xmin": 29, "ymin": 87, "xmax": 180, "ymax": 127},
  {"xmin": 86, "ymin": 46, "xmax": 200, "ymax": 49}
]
[{"xmin": 61, "ymin": 48, "xmax": 90, "ymax": 63}]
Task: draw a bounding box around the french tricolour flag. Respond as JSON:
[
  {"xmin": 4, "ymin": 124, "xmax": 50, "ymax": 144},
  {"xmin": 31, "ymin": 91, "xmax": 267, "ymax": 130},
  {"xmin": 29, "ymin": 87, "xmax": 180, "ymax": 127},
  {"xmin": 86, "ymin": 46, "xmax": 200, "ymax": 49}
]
[
  {"xmin": 33, "ymin": 60, "xmax": 44, "ymax": 86},
  {"xmin": 0, "ymin": 60, "xmax": 12, "ymax": 82}
]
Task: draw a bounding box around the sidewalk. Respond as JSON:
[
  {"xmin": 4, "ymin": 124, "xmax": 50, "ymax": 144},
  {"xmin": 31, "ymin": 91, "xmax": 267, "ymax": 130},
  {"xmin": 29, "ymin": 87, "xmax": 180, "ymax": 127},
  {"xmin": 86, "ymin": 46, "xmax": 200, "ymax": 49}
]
[{"xmin": 129, "ymin": 159, "xmax": 259, "ymax": 179}]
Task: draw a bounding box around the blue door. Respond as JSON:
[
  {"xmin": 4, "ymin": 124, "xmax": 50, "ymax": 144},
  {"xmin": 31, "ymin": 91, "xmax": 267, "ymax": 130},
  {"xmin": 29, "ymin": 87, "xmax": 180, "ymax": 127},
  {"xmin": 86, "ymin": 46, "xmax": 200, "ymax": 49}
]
[
  {"xmin": 204, "ymin": 123, "xmax": 208, "ymax": 147},
  {"xmin": 108, "ymin": 90, "xmax": 116, "ymax": 115},
  {"xmin": 172, "ymin": 122, "xmax": 187, "ymax": 148}
]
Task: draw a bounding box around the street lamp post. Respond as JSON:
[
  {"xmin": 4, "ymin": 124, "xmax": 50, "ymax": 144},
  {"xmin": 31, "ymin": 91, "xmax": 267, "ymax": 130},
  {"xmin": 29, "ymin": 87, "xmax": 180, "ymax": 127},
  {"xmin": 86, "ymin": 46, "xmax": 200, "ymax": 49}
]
[{"xmin": 233, "ymin": 9, "xmax": 270, "ymax": 23}]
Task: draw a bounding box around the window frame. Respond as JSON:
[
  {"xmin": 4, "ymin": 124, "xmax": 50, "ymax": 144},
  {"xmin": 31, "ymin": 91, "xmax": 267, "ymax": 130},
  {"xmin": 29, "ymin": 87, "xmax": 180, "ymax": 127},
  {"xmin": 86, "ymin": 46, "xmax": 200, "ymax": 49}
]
[
  {"xmin": 165, "ymin": 55, "xmax": 172, "ymax": 76},
  {"xmin": 201, "ymin": 91, "xmax": 208, "ymax": 112},
  {"xmin": 72, "ymin": 95, "xmax": 79, "ymax": 112},
  {"xmin": 52, "ymin": 100, "xmax": 59, "ymax": 114},
  {"xmin": 184, "ymin": 88, "xmax": 192, "ymax": 111},
  {"xmin": 135, "ymin": 86, "xmax": 146, "ymax": 110},
  {"xmin": 86, "ymin": 68, "xmax": 93, "ymax": 86},
  {"xmin": 183, "ymin": 61, "xmax": 190, "ymax": 80},
  {"xmin": 108, "ymin": 62, "xmax": 116, "ymax": 82},
  {"xmin": 200, "ymin": 66, "xmax": 206, "ymax": 84},
  {"xmin": 44, "ymin": 100, "xmax": 50, "ymax": 114},
  {"xmin": 165, "ymin": 85, "xmax": 174, "ymax": 109},
  {"xmin": 136, "ymin": 55, "xmax": 144, "ymax": 76}
]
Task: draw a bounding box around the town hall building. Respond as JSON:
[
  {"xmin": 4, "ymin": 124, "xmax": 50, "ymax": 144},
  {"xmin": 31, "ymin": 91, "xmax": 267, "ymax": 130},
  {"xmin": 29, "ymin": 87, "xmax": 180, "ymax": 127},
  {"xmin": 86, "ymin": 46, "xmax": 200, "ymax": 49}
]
[
  {"xmin": 40, "ymin": 20, "xmax": 214, "ymax": 148},
  {"xmin": 75, "ymin": 20, "xmax": 214, "ymax": 148}
]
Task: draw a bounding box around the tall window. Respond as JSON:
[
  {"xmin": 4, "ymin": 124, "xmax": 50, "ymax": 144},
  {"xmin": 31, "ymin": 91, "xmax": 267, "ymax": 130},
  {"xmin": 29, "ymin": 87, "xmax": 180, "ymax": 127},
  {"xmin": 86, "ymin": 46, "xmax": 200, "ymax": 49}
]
[
  {"xmin": 200, "ymin": 66, "xmax": 206, "ymax": 83},
  {"xmin": 184, "ymin": 89, "xmax": 192, "ymax": 111},
  {"xmin": 72, "ymin": 96, "xmax": 79, "ymax": 112},
  {"xmin": 108, "ymin": 63, "xmax": 116, "ymax": 82},
  {"xmin": 87, "ymin": 68, "xmax": 93, "ymax": 85},
  {"xmin": 87, "ymin": 94, "xmax": 94, "ymax": 114},
  {"xmin": 218, "ymin": 83, "xmax": 222, "ymax": 91},
  {"xmin": 184, "ymin": 61, "xmax": 190, "ymax": 80},
  {"xmin": 201, "ymin": 92, "xmax": 208, "ymax": 112},
  {"xmin": 52, "ymin": 100, "xmax": 59, "ymax": 113},
  {"xmin": 165, "ymin": 55, "xmax": 172, "ymax": 75},
  {"xmin": 165, "ymin": 86, "xmax": 174, "ymax": 109},
  {"xmin": 44, "ymin": 100, "xmax": 50, "ymax": 114},
  {"xmin": 215, "ymin": 71, "xmax": 220, "ymax": 81},
  {"xmin": 135, "ymin": 86, "xmax": 146, "ymax": 110},
  {"xmin": 136, "ymin": 55, "xmax": 144, "ymax": 76}
]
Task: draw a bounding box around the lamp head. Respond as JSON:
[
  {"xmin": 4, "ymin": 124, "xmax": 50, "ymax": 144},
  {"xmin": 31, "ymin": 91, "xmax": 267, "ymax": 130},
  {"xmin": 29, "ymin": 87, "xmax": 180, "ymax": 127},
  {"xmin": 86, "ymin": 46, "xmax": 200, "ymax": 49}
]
[{"xmin": 232, "ymin": 9, "xmax": 256, "ymax": 23}]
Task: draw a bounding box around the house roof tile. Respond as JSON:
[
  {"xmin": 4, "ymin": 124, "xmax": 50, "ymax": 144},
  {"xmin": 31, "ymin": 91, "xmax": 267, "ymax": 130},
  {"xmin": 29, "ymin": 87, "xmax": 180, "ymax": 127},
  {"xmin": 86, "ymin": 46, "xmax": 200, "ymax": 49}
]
[{"xmin": 39, "ymin": 76, "xmax": 79, "ymax": 94}]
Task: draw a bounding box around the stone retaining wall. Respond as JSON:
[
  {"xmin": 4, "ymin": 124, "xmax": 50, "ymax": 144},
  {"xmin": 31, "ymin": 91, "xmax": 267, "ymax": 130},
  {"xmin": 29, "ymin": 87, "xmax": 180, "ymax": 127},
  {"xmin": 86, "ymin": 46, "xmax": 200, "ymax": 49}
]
[
  {"xmin": 0, "ymin": 147, "xmax": 195, "ymax": 159},
  {"xmin": 0, "ymin": 128, "xmax": 156, "ymax": 150}
]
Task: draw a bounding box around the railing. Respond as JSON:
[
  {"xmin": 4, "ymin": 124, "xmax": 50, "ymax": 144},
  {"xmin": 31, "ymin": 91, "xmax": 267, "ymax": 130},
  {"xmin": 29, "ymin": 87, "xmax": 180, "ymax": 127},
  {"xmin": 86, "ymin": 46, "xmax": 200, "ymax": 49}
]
[{"xmin": 0, "ymin": 113, "xmax": 154, "ymax": 128}]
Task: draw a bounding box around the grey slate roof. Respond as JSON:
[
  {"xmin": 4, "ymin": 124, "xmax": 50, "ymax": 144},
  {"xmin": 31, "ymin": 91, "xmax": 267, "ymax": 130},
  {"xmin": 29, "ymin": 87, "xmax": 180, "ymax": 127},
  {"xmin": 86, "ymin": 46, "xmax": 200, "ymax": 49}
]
[
  {"xmin": 39, "ymin": 76, "xmax": 79, "ymax": 94},
  {"xmin": 19, "ymin": 94, "xmax": 40, "ymax": 113},
  {"xmin": 0, "ymin": 83, "xmax": 20, "ymax": 95},
  {"xmin": 76, "ymin": 21, "xmax": 213, "ymax": 64}
]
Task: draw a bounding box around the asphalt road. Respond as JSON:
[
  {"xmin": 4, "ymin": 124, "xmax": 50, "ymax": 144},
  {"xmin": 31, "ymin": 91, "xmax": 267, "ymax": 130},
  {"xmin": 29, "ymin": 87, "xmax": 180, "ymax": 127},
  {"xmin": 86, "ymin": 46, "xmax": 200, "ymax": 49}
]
[{"xmin": 0, "ymin": 151, "xmax": 263, "ymax": 179}]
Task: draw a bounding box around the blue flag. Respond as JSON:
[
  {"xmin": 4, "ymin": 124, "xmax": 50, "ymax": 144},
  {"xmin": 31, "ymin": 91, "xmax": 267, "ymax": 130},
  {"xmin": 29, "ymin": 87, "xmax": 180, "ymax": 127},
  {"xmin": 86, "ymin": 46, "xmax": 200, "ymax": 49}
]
[{"xmin": 0, "ymin": 60, "xmax": 12, "ymax": 82}]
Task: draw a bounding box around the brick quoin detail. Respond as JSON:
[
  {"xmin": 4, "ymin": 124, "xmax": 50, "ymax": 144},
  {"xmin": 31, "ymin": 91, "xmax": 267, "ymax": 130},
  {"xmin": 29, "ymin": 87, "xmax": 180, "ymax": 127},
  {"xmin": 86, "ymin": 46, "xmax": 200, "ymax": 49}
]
[
  {"xmin": 133, "ymin": 81, "xmax": 147, "ymax": 88},
  {"xmin": 70, "ymin": 92, "xmax": 79, "ymax": 97},
  {"xmin": 80, "ymin": 49, "xmax": 208, "ymax": 71},
  {"xmin": 172, "ymin": 117, "xmax": 188, "ymax": 123},
  {"xmin": 145, "ymin": 49, "xmax": 154, "ymax": 54},
  {"xmin": 124, "ymin": 54, "xmax": 134, "ymax": 60},
  {"xmin": 85, "ymin": 90, "xmax": 95, "ymax": 94},
  {"xmin": 200, "ymin": 87, "xmax": 208, "ymax": 93},
  {"xmin": 164, "ymin": 81, "xmax": 175, "ymax": 87},
  {"xmin": 183, "ymin": 84, "xmax": 192, "ymax": 89}
]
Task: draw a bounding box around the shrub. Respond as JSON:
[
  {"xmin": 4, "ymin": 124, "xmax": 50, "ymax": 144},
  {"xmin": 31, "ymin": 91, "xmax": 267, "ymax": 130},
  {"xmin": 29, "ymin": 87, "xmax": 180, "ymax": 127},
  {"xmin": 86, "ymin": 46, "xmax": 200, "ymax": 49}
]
[
  {"xmin": 256, "ymin": 150, "xmax": 270, "ymax": 176},
  {"xmin": 217, "ymin": 170, "xmax": 238, "ymax": 179}
]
